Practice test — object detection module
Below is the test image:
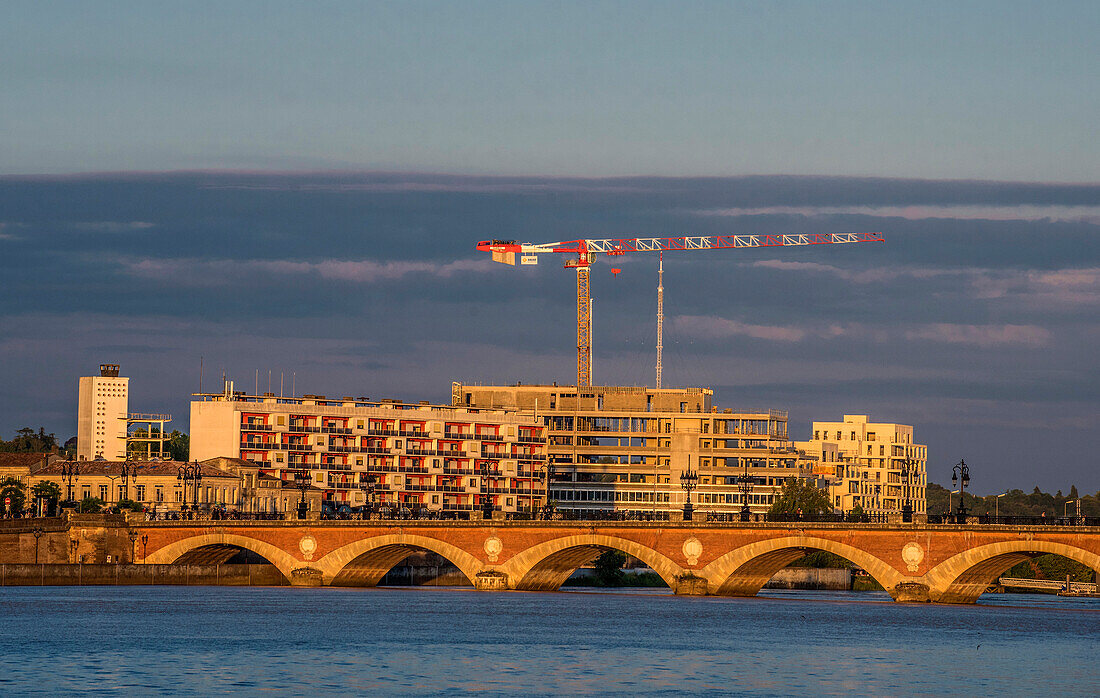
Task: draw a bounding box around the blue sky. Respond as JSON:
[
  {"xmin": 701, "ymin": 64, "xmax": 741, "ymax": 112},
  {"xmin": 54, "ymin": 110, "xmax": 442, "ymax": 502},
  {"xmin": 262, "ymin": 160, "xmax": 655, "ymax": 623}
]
[
  {"xmin": 1, "ymin": 1, "xmax": 1097, "ymax": 179},
  {"xmin": 1, "ymin": 3, "xmax": 1098, "ymax": 494}
]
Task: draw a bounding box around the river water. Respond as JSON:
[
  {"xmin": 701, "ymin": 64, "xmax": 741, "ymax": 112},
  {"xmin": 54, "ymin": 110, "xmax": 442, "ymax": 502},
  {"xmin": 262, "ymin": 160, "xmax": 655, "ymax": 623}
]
[{"xmin": 0, "ymin": 586, "xmax": 1096, "ymax": 696}]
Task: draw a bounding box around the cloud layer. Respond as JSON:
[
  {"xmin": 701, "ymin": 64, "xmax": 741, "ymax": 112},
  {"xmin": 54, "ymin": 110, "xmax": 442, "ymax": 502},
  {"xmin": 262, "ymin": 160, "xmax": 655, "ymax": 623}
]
[{"xmin": 2, "ymin": 172, "xmax": 1098, "ymax": 493}]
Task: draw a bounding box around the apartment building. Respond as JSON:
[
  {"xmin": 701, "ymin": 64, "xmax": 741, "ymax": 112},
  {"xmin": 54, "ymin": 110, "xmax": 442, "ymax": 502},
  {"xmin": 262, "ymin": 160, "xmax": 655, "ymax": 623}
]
[
  {"xmin": 190, "ymin": 388, "xmax": 547, "ymax": 517},
  {"xmin": 800, "ymin": 414, "xmax": 927, "ymax": 516},
  {"xmin": 453, "ymin": 383, "xmax": 812, "ymax": 518}
]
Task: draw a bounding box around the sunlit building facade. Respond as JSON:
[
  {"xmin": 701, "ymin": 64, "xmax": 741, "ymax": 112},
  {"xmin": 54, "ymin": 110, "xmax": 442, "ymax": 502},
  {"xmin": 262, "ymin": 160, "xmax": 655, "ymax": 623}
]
[
  {"xmin": 802, "ymin": 414, "xmax": 927, "ymax": 517},
  {"xmin": 190, "ymin": 388, "xmax": 547, "ymax": 516},
  {"xmin": 453, "ymin": 383, "xmax": 813, "ymax": 517}
]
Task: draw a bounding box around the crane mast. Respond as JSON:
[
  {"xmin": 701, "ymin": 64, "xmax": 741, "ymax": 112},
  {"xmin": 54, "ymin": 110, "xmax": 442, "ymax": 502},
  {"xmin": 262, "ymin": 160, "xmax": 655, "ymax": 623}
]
[
  {"xmin": 477, "ymin": 232, "xmax": 883, "ymax": 388},
  {"xmin": 656, "ymin": 252, "xmax": 664, "ymax": 389}
]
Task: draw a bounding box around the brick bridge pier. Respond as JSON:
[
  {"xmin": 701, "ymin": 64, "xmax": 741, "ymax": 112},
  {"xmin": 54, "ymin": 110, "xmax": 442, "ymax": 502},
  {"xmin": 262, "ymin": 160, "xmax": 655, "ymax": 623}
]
[{"xmin": 136, "ymin": 521, "xmax": 1100, "ymax": 604}]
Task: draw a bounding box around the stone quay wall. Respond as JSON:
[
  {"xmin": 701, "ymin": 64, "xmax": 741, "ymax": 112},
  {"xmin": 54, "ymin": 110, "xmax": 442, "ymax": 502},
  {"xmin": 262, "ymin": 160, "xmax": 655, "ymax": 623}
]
[{"xmin": 0, "ymin": 563, "xmax": 287, "ymax": 586}]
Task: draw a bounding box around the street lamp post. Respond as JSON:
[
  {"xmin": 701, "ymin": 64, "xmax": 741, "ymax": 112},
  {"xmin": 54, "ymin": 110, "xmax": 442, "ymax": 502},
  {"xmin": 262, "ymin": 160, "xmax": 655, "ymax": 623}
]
[
  {"xmin": 539, "ymin": 463, "xmax": 555, "ymax": 520},
  {"xmin": 680, "ymin": 460, "xmax": 699, "ymax": 521},
  {"xmin": 481, "ymin": 461, "xmax": 494, "ymax": 519},
  {"xmin": 1064, "ymin": 498, "xmax": 1079, "ymax": 523},
  {"xmin": 61, "ymin": 462, "xmax": 80, "ymax": 507},
  {"xmin": 120, "ymin": 460, "xmax": 139, "ymax": 502},
  {"xmin": 951, "ymin": 459, "xmax": 970, "ymax": 524},
  {"xmin": 293, "ymin": 469, "xmax": 311, "ymax": 520},
  {"xmin": 995, "ymin": 491, "xmax": 1008, "ymax": 520},
  {"xmin": 363, "ymin": 472, "xmax": 377, "ymax": 518},
  {"xmin": 177, "ymin": 464, "xmax": 202, "ymax": 517},
  {"xmin": 32, "ymin": 526, "xmax": 43, "ymax": 564},
  {"xmin": 127, "ymin": 531, "xmax": 138, "ymax": 562},
  {"xmin": 900, "ymin": 455, "xmax": 916, "ymax": 523},
  {"xmin": 738, "ymin": 460, "xmax": 753, "ymax": 522},
  {"xmin": 141, "ymin": 533, "xmax": 149, "ymax": 561}
]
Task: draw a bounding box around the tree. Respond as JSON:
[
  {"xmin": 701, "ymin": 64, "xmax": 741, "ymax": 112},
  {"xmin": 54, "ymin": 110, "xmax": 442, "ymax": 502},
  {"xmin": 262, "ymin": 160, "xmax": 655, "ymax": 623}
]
[
  {"xmin": 116, "ymin": 499, "xmax": 142, "ymax": 512},
  {"xmin": 846, "ymin": 503, "xmax": 866, "ymax": 523},
  {"xmin": 31, "ymin": 481, "xmax": 62, "ymax": 516},
  {"xmin": 594, "ymin": 549, "xmax": 626, "ymax": 586},
  {"xmin": 0, "ymin": 477, "xmax": 27, "ymax": 515},
  {"xmin": 769, "ymin": 477, "xmax": 831, "ymax": 516},
  {"xmin": 166, "ymin": 431, "xmax": 189, "ymax": 461},
  {"xmin": 0, "ymin": 427, "xmax": 57, "ymax": 453},
  {"xmin": 77, "ymin": 497, "xmax": 104, "ymax": 513}
]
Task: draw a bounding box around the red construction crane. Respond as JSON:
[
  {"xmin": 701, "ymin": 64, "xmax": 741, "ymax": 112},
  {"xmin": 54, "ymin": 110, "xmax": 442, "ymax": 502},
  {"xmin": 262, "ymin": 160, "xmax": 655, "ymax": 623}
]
[{"xmin": 477, "ymin": 232, "xmax": 884, "ymax": 389}]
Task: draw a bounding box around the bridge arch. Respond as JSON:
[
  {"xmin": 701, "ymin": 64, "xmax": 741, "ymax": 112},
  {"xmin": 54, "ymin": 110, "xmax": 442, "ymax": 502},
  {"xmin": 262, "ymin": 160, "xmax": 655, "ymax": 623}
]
[
  {"xmin": 924, "ymin": 540, "xmax": 1100, "ymax": 604},
  {"xmin": 143, "ymin": 533, "xmax": 299, "ymax": 583},
  {"xmin": 315, "ymin": 534, "xmax": 485, "ymax": 587},
  {"xmin": 498, "ymin": 534, "xmax": 685, "ymax": 592},
  {"xmin": 699, "ymin": 536, "xmax": 905, "ymax": 598}
]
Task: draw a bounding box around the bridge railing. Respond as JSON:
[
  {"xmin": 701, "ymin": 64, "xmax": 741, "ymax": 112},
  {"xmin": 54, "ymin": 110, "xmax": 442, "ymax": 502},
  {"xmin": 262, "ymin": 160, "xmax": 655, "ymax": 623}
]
[
  {"xmin": 927, "ymin": 514, "xmax": 1100, "ymax": 526},
  {"xmin": 999, "ymin": 577, "xmax": 1098, "ymax": 593},
  {"xmin": 705, "ymin": 512, "xmax": 891, "ymax": 524}
]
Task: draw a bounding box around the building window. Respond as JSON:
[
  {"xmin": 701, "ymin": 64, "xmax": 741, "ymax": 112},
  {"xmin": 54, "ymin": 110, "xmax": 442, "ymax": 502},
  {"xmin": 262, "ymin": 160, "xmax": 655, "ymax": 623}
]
[
  {"xmin": 136, "ymin": 485, "xmax": 145, "ymax": 501},
  {"xmin": 99, "ymin": 485, "xmax": 108, "ymax": 501},
  {"xmin": 155, "ymin": 487, "xmax": 163, "ymax": 502}
]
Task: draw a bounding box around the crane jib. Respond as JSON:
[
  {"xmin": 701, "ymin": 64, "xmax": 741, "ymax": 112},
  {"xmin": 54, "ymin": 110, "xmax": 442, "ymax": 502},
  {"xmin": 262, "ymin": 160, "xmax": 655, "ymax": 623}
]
[{"xmin": 497, "ymin": 232, "xmax": 884, "ymax": 257}]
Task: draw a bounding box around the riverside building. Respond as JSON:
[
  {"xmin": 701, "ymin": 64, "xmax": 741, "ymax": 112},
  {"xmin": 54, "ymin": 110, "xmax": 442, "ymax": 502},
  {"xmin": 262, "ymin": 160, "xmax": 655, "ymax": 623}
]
[
  {"xmin": 27, "ymin": 460, "xmax": 241, "ymax": 514},
  {"xmin": 800, "ymin": 414, "xmax": 927, "ymax": 517},
  {"xmin": 189, "ymin": 386, "xmax": 547, "ymax": 517},
  {"xmin": 451, "ymin": 383, "xmax": 812, "ymax": 518}
]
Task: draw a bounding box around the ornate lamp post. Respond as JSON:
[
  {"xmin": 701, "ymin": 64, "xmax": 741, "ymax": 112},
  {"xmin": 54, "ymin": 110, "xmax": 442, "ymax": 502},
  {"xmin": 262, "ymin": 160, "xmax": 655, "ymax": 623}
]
[
  {"xmin": 738, "ymin": 460, "xmax": 754, "ymax": 522},
  {"xmin": 61, "ymin": 462, "xmax": 80, "ymax": 507},
  {"xmin": 32, "ymin": 526, "xmax": 43, "ymax": 564},
  {"xmin": 951, "ymin": 459, "xmax": 970, "ymax": 524},
  {"xmin": 539, "ymin": 463, "xmax": 555, "ymax": 520},
  {"xmin": 680, "ymin": 461, "xmax": 699, "ymax": 521},
  {"xmin": 141, "ymin": 533, "xmax": 149, "ymax": 561},
  {"xmin": 177, "ymin": 463, "xmax": 202, "ymax": 516},
  {"xmin": 481, "ymin": 461, "xmax": 494, "ymax": 519},
  {"xmin": 127, "ymin": 531, "xmax": 138, "ymax": 562},
  {"xmin": 363, "ymin": 472, "xmax": 377, "ymax": 517},
  {"xmin": 120, "ymin": 460, "xmax": 139, "ymax": 503},
  {"xmin": 900, "ymin": 454, "xmax": 916, "ymax": 523},
  {"xmin": 293, "ymin": 469, "xmax": 311, "ymax": 520}
]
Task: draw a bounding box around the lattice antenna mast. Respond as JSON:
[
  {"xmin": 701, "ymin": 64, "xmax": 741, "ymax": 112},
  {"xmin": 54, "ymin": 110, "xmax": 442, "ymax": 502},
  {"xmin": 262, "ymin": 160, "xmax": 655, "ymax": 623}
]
[
  {"xmin": 477, "ymin": 232, "xmax": 883, "ymax": 389},
  {"xmin": 656, "ymin": 252, "xmax": 664, "ymax": 389}
]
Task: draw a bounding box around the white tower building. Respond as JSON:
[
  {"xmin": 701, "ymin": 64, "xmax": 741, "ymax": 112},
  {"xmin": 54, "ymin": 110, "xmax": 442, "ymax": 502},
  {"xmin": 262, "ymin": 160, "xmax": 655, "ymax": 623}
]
[{"xmin": 77, "ymin": 364, "xmax": 129, "ymax": 461}]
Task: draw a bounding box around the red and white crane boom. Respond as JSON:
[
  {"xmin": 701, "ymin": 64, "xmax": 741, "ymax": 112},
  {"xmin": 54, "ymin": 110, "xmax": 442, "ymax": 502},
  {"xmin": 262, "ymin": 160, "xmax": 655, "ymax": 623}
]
[{"xmin": 477, "ymin": 231, "xmax": 883, "ymax": 388}]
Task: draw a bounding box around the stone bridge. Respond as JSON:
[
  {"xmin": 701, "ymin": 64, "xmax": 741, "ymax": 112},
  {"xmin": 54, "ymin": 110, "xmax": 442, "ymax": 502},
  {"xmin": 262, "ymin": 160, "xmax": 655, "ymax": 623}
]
[{"xmin": 135, "ymin": 521, "xmax": 1100, "ymax": 604}]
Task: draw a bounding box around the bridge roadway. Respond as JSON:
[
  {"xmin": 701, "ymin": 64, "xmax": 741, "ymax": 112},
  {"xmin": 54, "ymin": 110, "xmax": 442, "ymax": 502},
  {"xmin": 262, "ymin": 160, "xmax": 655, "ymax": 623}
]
[{"xmin": 137, "ymin": 520, "xmax": 1100, "ymax": 604}]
